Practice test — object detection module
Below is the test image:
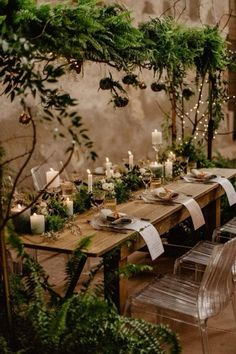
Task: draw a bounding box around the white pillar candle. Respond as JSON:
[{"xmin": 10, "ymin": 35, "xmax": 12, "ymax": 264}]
[
  {"xmin": 30, "ymin": 213, "xmax": 45, "ymax": 234},
  {"xmin": 128, "ymin": 151, "xmax": 134, "ymax": 169},
  {"xmin": 105, "ymin": 157, "xmax": 112, "ymax": 179},
  {"xmin": 87, "ymin": 169, "xmax": 93, "ymax": 193},
  {"xmin": 65, "ymin": 197, "xmax": 73, "ymax": 216},
  {"xmin": 165, "ymin": 160, "xmax": 173, "ymax": 178},
  {"xmin": 46, "ymin": 168, "xmax": 60, "ymax": 189},
  {"xmin": 152, "ymin": 129, "xmax": 162, "ymax": 145}
]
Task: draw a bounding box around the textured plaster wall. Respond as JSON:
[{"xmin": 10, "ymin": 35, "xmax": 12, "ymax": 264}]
[{"xmin": 0, "ymin": 0, "xmax": 233, "ymax": 188}]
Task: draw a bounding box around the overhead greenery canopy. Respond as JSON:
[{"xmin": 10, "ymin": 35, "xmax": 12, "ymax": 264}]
[
  {"xmin": 0, "ymin": 0, "xmax": 228, "ymax": 72},
  {"xmin": 1, "ymin": 0, "xmax": 233, "ymax": 149},
  {"xmin": 0, "ymin": 0, "xmax": 147, "ymax": 70}
]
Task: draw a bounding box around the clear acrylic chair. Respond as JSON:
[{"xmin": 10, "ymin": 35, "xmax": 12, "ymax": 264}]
[
  {"xmin": 174, "ymin": 217, "xmax": 236, "ymax": 281},
  {"xmin": 130, "ymin": 238, "xmax": 236, "ymax": 354}
]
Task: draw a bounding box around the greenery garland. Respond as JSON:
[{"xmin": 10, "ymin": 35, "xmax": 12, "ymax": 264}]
[{"xmin": 0, "ymin": 0, "xmax": 234, "ymax": 152}]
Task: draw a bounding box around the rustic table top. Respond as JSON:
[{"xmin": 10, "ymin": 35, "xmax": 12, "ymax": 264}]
[{"xmin": 20, "ymin": 168, "xmax": 236, "ymax": 257}]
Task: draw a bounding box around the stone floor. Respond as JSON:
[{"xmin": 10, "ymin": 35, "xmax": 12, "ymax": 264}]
[{"xmin": 35, "ymin": 249, "xmax": 236, "ymax": 354}]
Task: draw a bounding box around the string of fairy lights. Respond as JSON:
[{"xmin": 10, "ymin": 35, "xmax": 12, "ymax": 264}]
[
  {"xmin": 176, "ymin": 79, "xmax": 236, "ymax": 142},
  {"xmin": 68, "ymin": 53, "xmax": 236, "ymax": 146}
]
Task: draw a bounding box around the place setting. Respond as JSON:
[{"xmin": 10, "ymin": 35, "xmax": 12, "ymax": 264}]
[
  {"xmin": 141, "ymin": 185, "xmax": 205, "ymax": 231},
  {"xmin": 183, "ymin": 169, "xmax": 217, "ymax": 183},
  {"xmin": 90, "ymin": 207, "xmax": 164, "ymax": 260},
  {"xmin": 141, "ymin": 186, "xmax": 179, "ymax": 204},
  {"xmin": 90, "ymin": 208, "xmax": 135, "ymax": 233},
  {"xmin": 183, "ymin": 168, "xmax": 236, "ymax": 207}
]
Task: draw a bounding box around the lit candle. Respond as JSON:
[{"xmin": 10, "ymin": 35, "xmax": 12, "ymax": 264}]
[
  {"xmin": 65, "ymin": 197, "xmax": 73, "ymax": 216},
  {"xmin": 30, "ymin": 213, "xmax": 45, "ymax": 234},
  {"xmin": 128, "ymin": 151, "xmax": 134, "ymax": 169},
  {"xmin": 105, "ymin": 157, "xmax": 112, "ymax": 179},
  {"xmin": 152, "ymin": 129, "xmax": 162, "ymax": 145},
  {"xmin": 165, "ymin": 160, "xmax": 173, "ymax": 179},
  {"xmin": 87, "ymin": 169, "xmax": 93, "ymax": 193},
  {"xmin": 168, "ymin": 151, "xmax": 176, "ymax": 162},
  {"xmin": 11, "ymin": 204, "xmax": 31, "ymax": 234},
  {"xmin": 46, "ymin": 168, "xmax": 60, "ymax": 189}
]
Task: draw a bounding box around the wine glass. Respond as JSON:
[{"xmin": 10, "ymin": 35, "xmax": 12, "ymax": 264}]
[
  {"xmin": 141, "ymin": 171, "xmax": 152, "ymax": 193},
  {"xmin": 90, "ymin": 190, "xmax": 105, "ymax": 212}
]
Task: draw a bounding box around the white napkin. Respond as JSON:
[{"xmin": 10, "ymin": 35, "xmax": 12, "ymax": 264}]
[
  {"xmin": 190, "ymin": 169, "xmax": 215, "ymax": 180},
  {"xmin": 211, "ymin": 177, "xmax": 236, "ymax": 206},
  {"xmin": 175, "ymin": 196, "xmax": 205, "ymax": 230},
  {"xmin": 123, "ymin": 220, "xmax": 164, "ymax": 260}
]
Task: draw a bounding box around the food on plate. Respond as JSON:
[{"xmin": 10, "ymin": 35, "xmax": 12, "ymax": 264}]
[
  {"xmin": 190, "ymin": 169, "xmax": 216, "ymax": 180},
  {"xmin": 154, "ymin": 187, "xmax": 178, "ymax": 201}
]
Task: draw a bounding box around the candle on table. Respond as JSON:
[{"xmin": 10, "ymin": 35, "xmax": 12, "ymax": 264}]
[
  {"xmin": 87, "ymin": 169, "xmax": 93, "ymax": 193},
  {"xmin": 165, "ymin": 160, "xmax": 173, "ymax": 179},
  {"xmin": 152, "ymin": 129, "xmax": 162, "ymax": 145},
  {"xmin": 110, "ymin": 168, "xmax": 114, "ymax": 177},
  {"xmin": 46, "ymin": 168, "xmax": 60, "ymax": 189},
  {"xmin": 105, "ymin": 157, "xmax": 112, "ymax": 179},
  {"xmin": 65, "ymin": 197, "xmax": 73, "ymax": 216},
  {"xmin": 128, "ymin": 151, "xmax": 134, "ymax": 169},
  {"xmin": 11, "ymin": 204, "xmax": 31, "ymax": 233},
  {"xmin": 30, "ymin": 213, "xmax": 45, "ymax": 234},
  {"xmin": 168, "ymin": 151, "xmax": 176, "ymax": 162}
]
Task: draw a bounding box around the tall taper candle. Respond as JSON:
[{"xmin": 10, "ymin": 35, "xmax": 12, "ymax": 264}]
[
  {"xmin": 128, "ymin": 151, "xmax": 134, "ymax": 169},
  {"xmin": 87, "ymin": 169, "xmax": 93, "ymax": 193}
]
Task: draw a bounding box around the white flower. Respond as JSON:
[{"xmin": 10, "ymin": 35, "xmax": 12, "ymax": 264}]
[
  {"xmin": 139, "ymin": 168, "xmax": 146, "ymax": 175},
  {"xmin": 113, "ymin": 172, "xmax": 121, "ymax": 179},
  {"xmin": 102, "ymin": 182, "xmax": 114, "ymax": 191}
]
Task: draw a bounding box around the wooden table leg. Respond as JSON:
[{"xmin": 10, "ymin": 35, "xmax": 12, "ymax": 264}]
[
  {"xmin": 203, "ymin": 197, "xmax": 221, "ymax": 239},
  {"xmin": 103, "ymin": 248, "xmax": 128, "ymax": 314}
]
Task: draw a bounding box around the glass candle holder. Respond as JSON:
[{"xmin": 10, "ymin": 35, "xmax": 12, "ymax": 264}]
[
  {"xmin": 149, "ymin": 162, "xmax": 163, "ymax": 189},
  {"xmin": 104, "ymin": 194, "xmax": 117, "ymax": 213},
  {"xmin": 61, "ymin": 181, "xmax": 74, "ymax": 196}
]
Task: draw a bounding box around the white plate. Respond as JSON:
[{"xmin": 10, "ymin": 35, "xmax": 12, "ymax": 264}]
[
  {"xmin": 142, "ymin": 188, "xmax": 179, "ymax": 203},
  {"xmin": 91, "ymin": 214, "xmax": 134, "ymax": 230}
]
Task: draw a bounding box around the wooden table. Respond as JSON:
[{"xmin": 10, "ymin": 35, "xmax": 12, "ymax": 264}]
[{"xmin": 20, "ymin": 168, "xmax": 236, "ymax": 313}]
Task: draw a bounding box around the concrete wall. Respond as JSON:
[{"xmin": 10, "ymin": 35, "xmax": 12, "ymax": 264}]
[{"xmin": 0, "ymin": 0, "xmax": 234, "ymax": 189}]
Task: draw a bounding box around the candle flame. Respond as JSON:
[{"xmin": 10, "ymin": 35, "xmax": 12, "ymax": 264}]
[
  {"xmin": 87, "ymin": 169, "xmax": 91, "ymax": 174},
  {"xmin": 33, "ymin": 213, "xmax": 37, "ymax": 216},
  {"xmin": 106, "ymin": 157, "xmax": 109, "ymax": 162},
  {"xmin": 66, "ymin": 197, "xmax": 70, "ymax": 201},
  {"xmin": 50, "ymin": 168, "xmax": 54, "ymax": 171},
  {"xmin": 128, "ymin": 150, "xmax": 132, "ymax": 155}
]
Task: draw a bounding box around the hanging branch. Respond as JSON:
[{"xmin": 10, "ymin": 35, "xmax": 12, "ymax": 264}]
[{"xmin": 0, "ymin": 165, "xmax": 12, "ymax": 332}]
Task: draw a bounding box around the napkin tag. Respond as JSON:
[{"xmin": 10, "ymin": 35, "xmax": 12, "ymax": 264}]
[
  {"xmin": 176, "ymin": 196, "xmax": 205, "ymax": 230},
  {"xmin": 123, "ymin": 220, "xmax": 164, "ymax": 260},
  {"xmin": 211, "ymin": 177, "xmax": 236, "ymax": 206}
]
